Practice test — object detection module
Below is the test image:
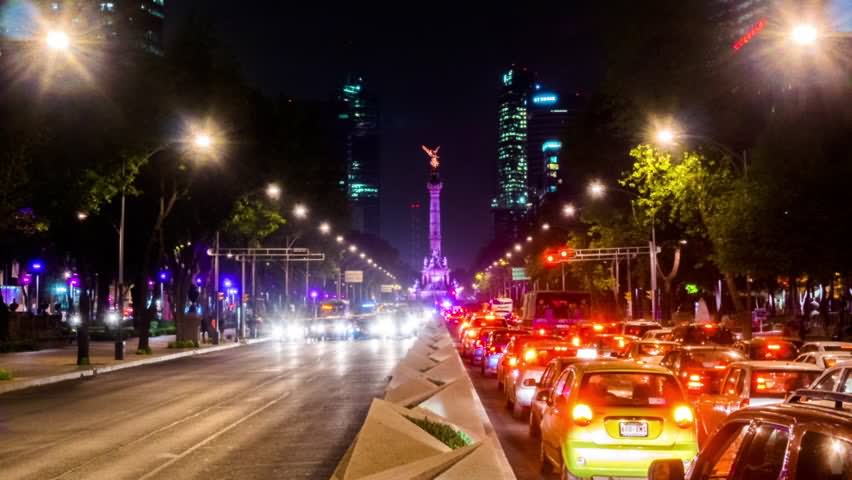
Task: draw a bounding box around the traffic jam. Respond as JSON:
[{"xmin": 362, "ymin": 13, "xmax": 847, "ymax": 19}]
[{"xmin": 443, "ymin": 291, "xmax": 852, "ymax": 480}]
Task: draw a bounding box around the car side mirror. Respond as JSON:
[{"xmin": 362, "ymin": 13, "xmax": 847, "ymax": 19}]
[
  {"xmin": 522, "ymin": 378, "xmax": 537, "ymax": 387},
  {"xmin": 536, "ymin": 390, "xmax": 551, "ymax": 402},
  {"xmin": 648, "ymin": 459, "xmax": 685, "ymax": 480}
]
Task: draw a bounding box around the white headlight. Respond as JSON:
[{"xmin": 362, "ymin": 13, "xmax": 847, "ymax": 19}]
[
  {"xmin": 271, "ymin": 325, "xmax": 285, "ymax": 340},
  {"xmin": 334, "ymin": 322, "xmax": 347, "ymax": 334},
  {"xmin": 287, "ymin": 324, "xmax": 302, "ymax": 339}
]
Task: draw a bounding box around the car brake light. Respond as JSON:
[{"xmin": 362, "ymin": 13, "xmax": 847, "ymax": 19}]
[
  {"xmin": 572, "ymin": 403, "xmax": 593, "ymax": 426},
  {"xmin": 467, "ymin": 330, "xmax": 477, "ymax": 338},
  {"xmin": 508, "ymin": 357, "xmax": 518, "ymax": 367},
  {"xmin": 489, "ymin": 346, "xmax": 496, "ymax": 353},
  {"xmin": 593, "ymin": 324, "xmax": 604, "ymax": 332},
  {"xmin": 524, "ymin": 349, "xmax": 537, "ymax": 362},
  {"xmin": 538, "ymin": 328, "xmax": 546, "ymax": 335},
  {"xmin": 687, "ymin": 374, "xmax": 704, "ymax": 390},
  {"xmin": 826, "ymin": 358, "xmax": 838, "ymax": 368},
  {"xmin": 571, "ymin": 336, "xmax": 581, "ymax": 347},
  {"xmin": 673, "ymin": 405, "xmax": 694, "ymax": 428}
]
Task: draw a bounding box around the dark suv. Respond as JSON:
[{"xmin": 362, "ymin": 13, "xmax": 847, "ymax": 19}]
[{"xmin": 648, "ymin": 389, "xmax": 852, "ymax": 480}]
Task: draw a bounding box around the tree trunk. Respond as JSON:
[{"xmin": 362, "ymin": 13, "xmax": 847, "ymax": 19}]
[{"xmin": 657, "ymin": 247, "xmax": 681, "ymax": 323}]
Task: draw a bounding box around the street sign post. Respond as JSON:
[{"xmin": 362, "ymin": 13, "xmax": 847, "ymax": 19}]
[{"xmin": 344, "ymin": 270, "xmax": 364, "ymax": 283}]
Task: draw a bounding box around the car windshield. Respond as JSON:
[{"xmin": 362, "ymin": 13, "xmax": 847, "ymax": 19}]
[
  {"xmin": 490, "ymin": 332, "xmax": 513, "ymax": 346},
  {"xmin": 823, "ymin": 345, "xmax": 852, "ymax": 352},
  {"xmin": 683, "ymin": 350, "xmax": 744, "ymax": 369},
  {"xmin": 580, "ymin": 372, "xmax": 684, "ymax": 407},
  {"xmin": 751, "ymin": 370, "xmax": 820, "ymax": 398},
  {"xmin": 637, "ymin": 343, "xmax": 674, "ymax": 356}
]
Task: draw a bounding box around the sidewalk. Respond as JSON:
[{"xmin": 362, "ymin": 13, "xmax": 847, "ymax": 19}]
[{"xmin": 0, "ymin": 335, "xmax": 264, "ymax": 395}]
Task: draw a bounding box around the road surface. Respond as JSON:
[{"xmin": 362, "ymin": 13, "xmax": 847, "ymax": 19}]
[
  {"xmin": 0, "ymin": 338, "xmax": 412, "ymax": 479},
  {"xmin": 466, "ymin": 362, "xmax": 559, "ymax": 480}
]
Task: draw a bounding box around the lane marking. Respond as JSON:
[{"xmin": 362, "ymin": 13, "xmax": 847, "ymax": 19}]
[{"xmin": 137, "ymin": 391, "xmax": 292, "ymax": 480}]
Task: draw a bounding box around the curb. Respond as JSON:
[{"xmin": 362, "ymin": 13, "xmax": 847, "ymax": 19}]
[{"xmin": 0, "ymin": 337, "xmax": 272, "ymax": 395}]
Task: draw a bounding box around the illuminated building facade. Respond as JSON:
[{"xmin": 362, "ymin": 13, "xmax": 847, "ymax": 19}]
[
  {"xmin": 527, "ymin": 90, "xmax": 579, "ymax": 200},
  {"xmin": 337, "ymin": 74, "xmax": 381, "ymax": 236},
  {"xmin": 493, "ymin": 65, "xmax": 535, "ymax": 240},
  {"xmin": 37, "ymin": 0, "xmax": 165, "ymax": 55}
]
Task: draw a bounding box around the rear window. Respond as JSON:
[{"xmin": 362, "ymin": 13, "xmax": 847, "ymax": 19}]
[
  {"xmin": 521, "ymin": 346, "xmax": 576, "ymax": 366},
  {"xmin": 625, "ymin": 324, "xmax": 661, "ymax": 337},
  {"xmin": 751, "ymin": 370, "xmax": 820, "ymax": 398},
  {"xmin": 824, "ymin": 345, "xmax": 852, "ymax": 353},
  {"xmin": 683, "ymin": 350, "xmax": 744, "ymax": 369},
  {"xmin": 637, "ymin": 343, "xmax": 674, "ymax": 356},
  {"xmin": 751, "ymin": 342, "xmax": 798, "ymax": 360},
  {"xmin": 579, "ymin": 372, "xmax": 684, "ymax": 407},
  {"xmin": 676, "ymin": 325, "xmax": 735, "ymax": 345},
  {"xmin": 491, "ymin": 332, "xmax": 512, "ymax": 345}
]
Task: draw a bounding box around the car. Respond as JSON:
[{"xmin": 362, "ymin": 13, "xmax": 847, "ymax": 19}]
[
  {"xmin": 643, "ymin": 328, "xmax": 674, "ymax": 341},
  {"xmin": 458, "ymin": 314, "xmax": 504, "ymax": 341},
  {"xmin": 623, "ymin": 320, "xmax": 663, "ymax": 338},
  {"xmin": 624, "ymin": 339, "xmax": 678, "ymax": 364},
  {"xmin": 799, "ymin": 340, "xmax": 852, "ymax": 355},
  {"xmin": 505, "ymin": 340, "xmax": 579, "ymax": 418},
  {"xmin": 659, "ymin": 346, "xmax": 746, "ymax": 398},
  {"xmin": 480, "ymin": 328, "xmax": 518, "ymax": 376},
  {"xmin": 732, "ymin": 337, "xmax": 800, "ymax": 360},
  {"xmin": 669, "ymin": 323, "xmax": 735, "ymax": 345},
  {"xmin": 794, "ymin": 351, "xmax": 852, "ymax": 369},
  {"xmin": 496, "ymin": 334, "xmax": 559, "ymax": 391},
  {"xmin": 809, "ymin": 359, "xmax": 852, "ymax": 393},
  {"xmin": 647, "ymin": 389, "xmax": 852, "ymax": 480},
  {"xmin": 470, "ymin": 326, "xmax": 504, "ymax": 365},
  {"xmin": 586, "ymin": 333, "xmax": 638, "ymax": 357},
  {"xmin": 528, "ymin": 352, "xmax": 607, "ymax": 438},
  {"xmin": 538, "ymin": 360, "xmax": 698, "ymax": 479},
  {"xmin": 694, "ymin": 360, "xmax": 822, "ymax": 444}
]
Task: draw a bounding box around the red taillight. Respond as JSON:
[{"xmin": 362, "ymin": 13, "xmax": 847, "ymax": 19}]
[
  {"xmin": 489, "ymin": 346, "xmax": 496, "ymax": 353},
  {"xmin": 475, "ymin": 340, "xmax": 482, "ymax": 347},
  {"xmin": 687, "ymin": 373, "xmax": 705, "ymax": 390},
  {"xmin": 767, "ymin": 343, "xmax": 781, "ymax": 351},
  {"xmin": 572, "ymin": 403, "xmax": 593, "ymax": 426},
  {"xmin": 538, "ymin": 328, "xmax": 546, "ymax": 335},
  {"xmin": 673, "ymin": 405, "xmax": 694, "ymax": 428}
]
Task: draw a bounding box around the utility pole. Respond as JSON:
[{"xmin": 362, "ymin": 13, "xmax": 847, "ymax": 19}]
[
  {"xmin": 650, "ymin": 215, "xmax": 658, "ymax": 322},
  {"xmin": 213, "ymin": 231, "xmax": 220, "ymax": 344},
  {"xmin": 239, "ymin": 256, "xmax": 246, "ymax": 341}
]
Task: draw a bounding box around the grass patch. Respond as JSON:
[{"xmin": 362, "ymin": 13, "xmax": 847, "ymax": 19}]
[
  {"xmin": 405, "ymin": 416, "xmax": 472, "ymax": 450},
  {"xmin": 135, "ymin": 346, "xmax": 153, "ymax": 355},
  {"xmin": 0, "ymin": 369, "xmax": 12, "ymax": 380},
  {"xmin": 168, "ymin": 340, "xmax": 199, "ymax": 349},
  {"xmin": 77, "ymin": 356, "xmax": 90, "ymax": 366}
]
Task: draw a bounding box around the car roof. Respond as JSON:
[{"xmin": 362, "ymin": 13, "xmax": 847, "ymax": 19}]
[
  {"xmin": 728, "ymin": 401, "xmax": 852, "ymax": 429},
  {"xmin": 728, "ymin": 360, "xmax": 823, "ymax": 371},
  {"xmin": 571, "ymin": 360, "xmax": 672, "ymax": 374},
  {"xmin": 674, "ymin": 345, "xmax": 741, "ymax": 352},
  {"xmin": 625, "ymin": 320, "xmax": 662, "ymax": 326},
  {"xmin": 804, "ymin": 341, "xmax": 852, "ymax": 347},
  {"xmin": 738, "ymin": 337, "xmax": 799, "ymax": 344},
  {"xmin": 645, "ymin": 328, "xmax": 673, "ymax": 333}
]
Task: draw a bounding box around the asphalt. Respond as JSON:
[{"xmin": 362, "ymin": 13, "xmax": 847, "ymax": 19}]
[
  {"xmin": 466, "ymin": 361, "xmax": 560, "ymax": 480},
  {"xmin": 0, "ymin": 338, "xmax": 413, "ymax": 480}
]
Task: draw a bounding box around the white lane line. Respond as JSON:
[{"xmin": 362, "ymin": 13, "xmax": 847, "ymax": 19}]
[{"xmin": 138, "ymin": 391, "xmax": 292, "ymax": 480}]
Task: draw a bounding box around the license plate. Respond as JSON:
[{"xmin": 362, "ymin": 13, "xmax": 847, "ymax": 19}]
[{"xmin": 619, "ymin": 422, "xmax": 648, "ymax": 437}]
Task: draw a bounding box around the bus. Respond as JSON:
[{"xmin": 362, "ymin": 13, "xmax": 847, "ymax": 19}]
[{"xmin": 520, "ymin": 290, "xmax": 592, "ymax": 332}]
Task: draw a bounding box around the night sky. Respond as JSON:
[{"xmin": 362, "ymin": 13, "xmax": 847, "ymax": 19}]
[{"xmin": 166, "ymin": 2, "xmax": 601, "ymax": 271}]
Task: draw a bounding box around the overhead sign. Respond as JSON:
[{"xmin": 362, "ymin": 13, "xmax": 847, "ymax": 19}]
[
  {"xmin": 380, "ymin": 284, "xmax": 394, "ymax": 293},
  {"xmin": 511, "ymin": 267, "xmax": 530, "ymax": 281},
  {"xmin": 344, "ymin": 270, "xmax": 363, "ymax": 283},
  {"xmin": 532, "ymin": 93, "xmax": 559, "ymax": 105}
]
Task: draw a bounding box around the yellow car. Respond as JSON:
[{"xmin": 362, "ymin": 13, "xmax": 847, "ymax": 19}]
[{"xmin": 539, "ymin": 360, "xmax": 698, "ymax": 479}]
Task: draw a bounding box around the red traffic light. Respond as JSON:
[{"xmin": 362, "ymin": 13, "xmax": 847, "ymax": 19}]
[
  {"xmin": 546, "ymin": 254, "xmax": 556, "ymax": 263},
  {"xmin": 544, "ymin": 246, "xmax": 575, "ymax": 265}
]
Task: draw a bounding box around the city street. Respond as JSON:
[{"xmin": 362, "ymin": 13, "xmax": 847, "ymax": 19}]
[
  {"xmin": 0, "ymin": 338, "xmax": 412, "ymax": 480},
  {"xmin": 466, "ymin": 363, "xmax": 558, "ymax": 480}
]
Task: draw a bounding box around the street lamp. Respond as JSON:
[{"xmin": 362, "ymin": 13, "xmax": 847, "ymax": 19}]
[
  {"xmin": 336, "ymin": 235, "xmax": 345, "ymax": 244},
  {"xmin": 319, "ymin": 222, "xmax": 331, "ymax": 234},
  {"xmin": 791, "ymin": 23, "xmax": 818, "ymax": 46},
  {"xmin": 293, "ymin": 204, "xmax": 308, "ymax": 219},
  {"xmin": 514, "ymin": 243, "xmax": 522, "ymax": 252},
  {"xmin": 562, "ymin": 203, "xmax": 577, "ymax": 217},
  {"xmin": 541, "ymin": 223, "xmax": 551, "ymax": 231},
  {"xmin": 45, "ymin": 30, "xmax": 70, "ymax": 51},
  {"xmin": 29, "ymin": 260, "xmax": 44, "ymax": 313},
  {"xmin": 588, "ymin": 179, "xmax": 606, "ymax": 198},
  {"xmin": 76, "ymin": 211, "xmax": 89, "ymax": 221},
  {"xmin": 655, "ymin": 127, "xmax": 676, "ymax": 146},
  {"xmin": 349, "ymin": 245, "xmax": 358, "ymax": 253},
  {"xmin": 193, "ymin": 132, "xmax": 213, "ymax": 150},
  {"xmin": 265, "ymin": 182, "xmax": 282, "ymax": 200},
  {"xmin": 526, "ymin": 236, "xmax": 533, "ymax": 243}
]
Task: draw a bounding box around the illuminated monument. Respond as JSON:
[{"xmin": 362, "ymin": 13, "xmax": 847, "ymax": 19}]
[{"xmin": 419, "ymin": 146, "xmax": 450, "ymax": 298}]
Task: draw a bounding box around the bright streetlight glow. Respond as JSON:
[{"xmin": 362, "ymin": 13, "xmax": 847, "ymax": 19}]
[
  {"xmin": 655, "ymin": 127, "xmax": 676, "ymax": 145},
  {"xmin": 562, "ymin": 203, "xmax": 577, "ymax": 217},
  {"xmin": 359, "ymin": 252, "xmax": 366, "ymax": 259},
  {"xmin": 76, "ymin": 211, "xmax": 88, "ymax": 221},
  {"xmin": 335, "ymin": 235, "xmax": 344, "ymax": 244},
  {"xmin": 349, "ymin": 245, "xmax": 358, "ymax": 252},
  {"xmin": 46, "ymin": 30, "xmax": 70, "ymax": 51},
  {"xmin": 514, "ymin": 243, "xmax": 522, "ymax": 252},
  {"xmin": 791, "ymin": 24, "xmax": 818, "ymax": 46},
  {"xmin": 541, "ymin": 223, "xmax": 550, "ymax": 231},
  {"xmin": 292, "ymin": 204, "xmax": 308, "ymax": 219},
  {"xmin": 526, "ymin": 235, "xmax": 533, "ymax": 243},
  {"xmin": 319, "ymin": 222, "xmax": 331, "ymax": 234},
  {"xmin": 588, "ymin": 179, "xmax": 606, "ymax": 198},
  {"xmin": 265, "ymin": 183, "xmax": 281, "ymax": 200},
  {"xmin": 505, "ymin": 252, "xmax": 512, "ymax": 259},
  {"xmin": 192, "ymin": 133, "xmax": 213, "ymax": 149}
]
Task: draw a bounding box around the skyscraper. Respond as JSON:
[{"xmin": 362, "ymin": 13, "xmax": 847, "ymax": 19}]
[
  {"xmin": 37, "ymin": 0, "xmax": 165, "ymax": 55},
  {"xmin": 527, "ymin": 90, "xmax": 580, "ymax": 200},
  {"xmin": 492, "ymin": 65, "xmax": 535, "ymax": 240},
  {"xmin": 337, "ymin": 74, "xmax": 381, "ymax": 236}
]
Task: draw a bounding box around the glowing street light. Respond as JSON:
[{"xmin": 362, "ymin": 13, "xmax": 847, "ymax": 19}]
[
  {"xmin": 505, "ymin": 252, "xmax": 513, "ymax": 259},
  {"xmin": 265, "ymin": 183, "xmax": 282, "ymax": 200},
  {"xmin": 541, "ymin": 223, "xmax": 550, "ymax": 231},
  {"xmin": 292, "ymin": 204, "xmax": 308, "ymax": 219},
  {"xmin": 359, "ymin": 253, "xmax": 366, "ymax": 259},
  {"xmin": 319, "ymin": 222, "xmax": 331, "ymax": 234},
  {"xmin": 192, "ymin": 132, "xmax": 213, "ymax": 150},
  {"xmin": 514, "ymin": 243, "xmax": 522, "ymax": 252},
  {"xmin": 791, "ymin": 24, "xmax": 818, "ymax": 46},
  {"xmin": 76, "ymin": 211, "xmax": 89, "ymax": 221},
  {"xmin": 655, "ymin": 127, "xmax": 676, "ymax": 146},
  {"xmin": 526, "ymin": 236, "xmax": 533, "ymax": 243},
  {"xmin": 349, "ymin": 245, "xmax": 358, "ymax": 253},
  {"xmin": 588, "ymin": 179, "xmax": 606, "ymax": 198},
  {"xmin": 562, "ymin": 203, "xmax": 577, "ymax": 217},
  {"xmin": 336, "ymin": 235, "xmax": 344, "ymax": 244},
  {"xmin": 46, "ymin": 30, "xmax": 70, "ymax": 51}
]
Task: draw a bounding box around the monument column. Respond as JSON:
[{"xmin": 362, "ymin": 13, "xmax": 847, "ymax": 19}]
[{"xmin": 427, "ymin": 180, "xmax": 442, "ymax": 256}]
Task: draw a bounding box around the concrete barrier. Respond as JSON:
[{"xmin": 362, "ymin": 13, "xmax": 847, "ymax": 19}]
[{"xmin": 331, "ymin": 321, "xmax": 516, "ymax": 480}]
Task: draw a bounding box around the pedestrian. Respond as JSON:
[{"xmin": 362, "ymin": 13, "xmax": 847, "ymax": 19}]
[
  {"xmin": 200, "ymin": 315, "xmax": 210, "ymax": 343},
  {"xmin": 9, "ymin": 299, "xmax": 19, "ymax": 313}
]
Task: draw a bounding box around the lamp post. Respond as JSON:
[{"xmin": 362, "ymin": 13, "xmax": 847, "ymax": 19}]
[
  {"xmin": 588, "ymin": 181, "xmax": 658, "ymax": 321},
  {"xmin": 29, "ymin": 261, "xmax": 44, "ymax": 314}
]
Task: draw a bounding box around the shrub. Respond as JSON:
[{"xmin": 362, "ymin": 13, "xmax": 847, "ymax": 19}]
[
  {"xmin": 405, "ymin": 416, "xmax": 472, "ymax": 450},
  {"xmin": 135, "ymin": 346, "xmax": 153, "ymax": 355},
  {"xmin": 0, "ymin": 369, "xmax": 12, "ymax": 380},
  {"xmin": 167, "ymin": 340, "xmax": 199, "ymax": 349}
]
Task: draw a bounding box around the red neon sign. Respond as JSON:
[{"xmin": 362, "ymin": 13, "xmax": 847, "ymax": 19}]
[{"xmin": 733, "ymin": 19, "xmax": 767, "ymax": 51}]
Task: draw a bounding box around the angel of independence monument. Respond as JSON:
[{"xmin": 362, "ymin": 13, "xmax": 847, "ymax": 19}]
[{"xmin": 419, "ymin": 146, "xmax": 451, "ymax": 299}]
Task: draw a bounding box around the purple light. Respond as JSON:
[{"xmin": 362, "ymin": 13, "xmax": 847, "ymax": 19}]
[
  {"xmin": 21, "ymin": 274, "xmax": 32, "ymax": 286},
  {"xmin": 69, "ymin": 279, "xmax": 79, "ymax": 287},
  {"xmin": 310, "ymin": 290, "xmax": 318, "ymax": 299},
  {"xmin": 30, "ymin": 261, "xmax": 44, "ymax": 272},
  {"xmin": 147, "ymin": 280, "xmax": 155, "ymax": 287},
  {"xmin": 223, "ymin": 278, "xmax": 232, "ymax": 288},
  {"xmin": 195, "ymin": 277, "xmax": 203, "ymax": 286},
  {"xmin": 159, "ymin": 271, "xmax": 168, "ymax": 281}
]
